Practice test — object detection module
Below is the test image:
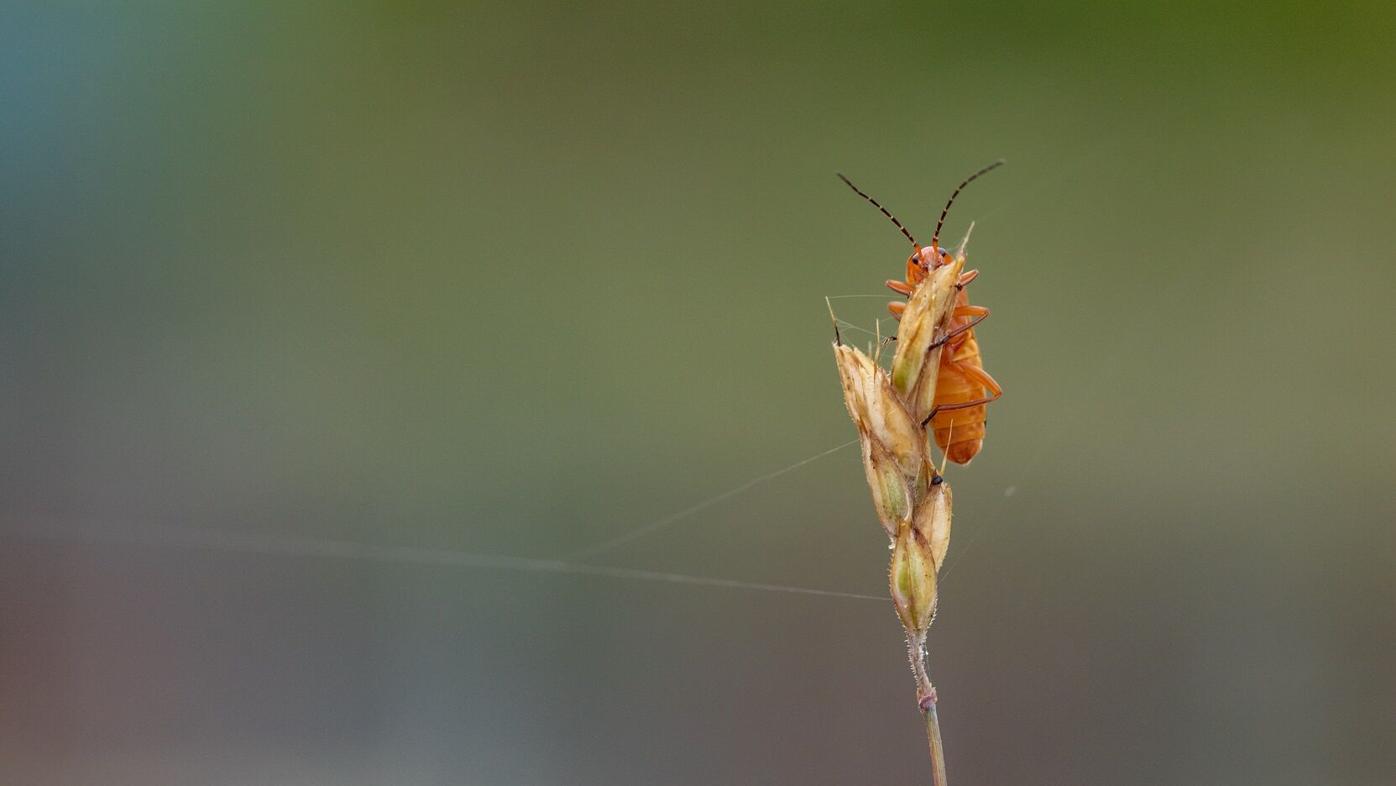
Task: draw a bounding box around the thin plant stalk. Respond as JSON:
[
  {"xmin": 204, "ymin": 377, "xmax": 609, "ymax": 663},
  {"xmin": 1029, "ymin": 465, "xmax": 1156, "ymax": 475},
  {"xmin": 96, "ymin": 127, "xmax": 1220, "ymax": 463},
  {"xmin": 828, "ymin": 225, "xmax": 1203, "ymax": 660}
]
[
  {"xmin": 924, "ymin": 702, "xmax": 948, "ymax": 786},
  {"xmin": 906, "ymin": 630, "xmax": 947, "ymax": 786}
]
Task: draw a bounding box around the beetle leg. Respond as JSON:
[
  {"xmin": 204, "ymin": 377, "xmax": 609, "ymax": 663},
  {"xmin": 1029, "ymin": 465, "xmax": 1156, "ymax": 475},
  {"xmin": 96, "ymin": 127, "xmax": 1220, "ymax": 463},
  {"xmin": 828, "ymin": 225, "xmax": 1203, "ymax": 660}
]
[
  {"xmin": 885, "ymin": 278, "xmax": 914, "ymax": 296},
  {"xmin": 922, "ymin": 391, "xmax": 1002, "ymax": 423},
  {"xmin": 959, "ymin": 362, "xmax": 1003, "ymax": 398},
  {"xmin": 942, "ymin": 361, "xmax": 1004, "ymax": 406},
  {"xmin": 887, "ymin": 300, "xmax": 907, "ymax": 319},
  {"xmin": 929, "ymin": 310, "xmax": 988, "ymax": 349},
  {"xmin": 920, "ymin": 363, "xmax": 1003, "ymax": 425},
  {"xmin": 952, "ymin": 304, "xmax": 989, "ymax": 319},
  {"xmin": 957, "ymin": 269, "xmax": 980, "ymax": 288}
]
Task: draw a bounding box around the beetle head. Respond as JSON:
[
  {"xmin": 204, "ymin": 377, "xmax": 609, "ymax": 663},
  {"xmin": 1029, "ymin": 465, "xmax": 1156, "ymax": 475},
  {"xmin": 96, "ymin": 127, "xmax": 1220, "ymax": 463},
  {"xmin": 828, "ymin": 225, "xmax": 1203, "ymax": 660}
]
[{"xmin": 909, "ymin": 245, "xmax": 955, "ymax": 273}]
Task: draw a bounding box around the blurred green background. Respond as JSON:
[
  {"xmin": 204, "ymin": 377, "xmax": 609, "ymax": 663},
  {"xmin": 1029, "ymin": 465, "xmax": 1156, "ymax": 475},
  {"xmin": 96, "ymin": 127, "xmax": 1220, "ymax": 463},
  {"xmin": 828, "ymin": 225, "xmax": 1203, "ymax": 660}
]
[{"xmin": 2, "ymin": 3, "xmax": 1393, "ymax": 784}]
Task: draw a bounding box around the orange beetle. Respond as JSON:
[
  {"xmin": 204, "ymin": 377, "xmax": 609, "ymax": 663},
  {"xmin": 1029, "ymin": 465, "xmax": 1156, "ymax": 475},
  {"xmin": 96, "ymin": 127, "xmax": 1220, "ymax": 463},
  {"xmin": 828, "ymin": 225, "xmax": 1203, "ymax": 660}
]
[{"xmin": 837, "ymin": 162, "xmax": 1004, "ymax": 464}]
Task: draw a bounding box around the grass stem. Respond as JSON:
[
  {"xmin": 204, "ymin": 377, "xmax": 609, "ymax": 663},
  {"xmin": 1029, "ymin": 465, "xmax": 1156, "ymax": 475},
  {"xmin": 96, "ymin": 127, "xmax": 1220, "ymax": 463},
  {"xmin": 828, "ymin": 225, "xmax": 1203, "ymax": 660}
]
[
  {"xmin": 905, "ymin": 630, "xmax": 947, "ymax": 784},
  {"xmin": 924, "ymin": 702, "xmax": 948, "ymax": 786}
]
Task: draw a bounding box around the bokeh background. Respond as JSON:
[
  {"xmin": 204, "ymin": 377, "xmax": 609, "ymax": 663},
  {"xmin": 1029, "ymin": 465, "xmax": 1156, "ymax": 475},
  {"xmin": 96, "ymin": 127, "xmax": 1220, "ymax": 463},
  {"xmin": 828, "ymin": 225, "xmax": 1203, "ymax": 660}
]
[{"xmin": 2, "ymin": 3, "xmax": 1393, "ymax": 785}]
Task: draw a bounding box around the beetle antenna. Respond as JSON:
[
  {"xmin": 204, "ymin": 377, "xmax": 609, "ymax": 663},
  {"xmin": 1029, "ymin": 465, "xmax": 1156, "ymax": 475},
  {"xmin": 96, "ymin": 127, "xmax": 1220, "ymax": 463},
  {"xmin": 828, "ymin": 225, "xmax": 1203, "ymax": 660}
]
[
  {"xmin": 837, "ymin": 173, "xmax": 920, "ymax": 249},
  {"xmin": 933, "ymin": 159, "xmax": 1005, "ymax": 248}
]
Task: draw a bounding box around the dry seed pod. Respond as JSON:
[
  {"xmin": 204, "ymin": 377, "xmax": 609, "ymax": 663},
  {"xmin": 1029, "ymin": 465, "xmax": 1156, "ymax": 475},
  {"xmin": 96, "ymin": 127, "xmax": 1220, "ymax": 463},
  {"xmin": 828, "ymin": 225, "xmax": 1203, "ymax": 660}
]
[
  {"xmin": 889, "ymin": 256, "xmax": 963, "ymax": 405},
  {"xmin": 833, "ymin": 344, "xmax": 924, "ymax": 480},
  {"xmin": 833, "ymin": 343, "xmax": 928, "ymax": 537},
  {"xmin": 862, "ymin": 439, "xmax": 912, "ymax": 537},
  {"xmin": 906, "ymin": 255, "xmax": 968, "ymax": 426},
  {"xmin": 889, "ymin": 522, "xmax": 938, "ymax": 634},
  {"xmin": 912, "ymin": 477, "xmax": 953, "ymax": 571}
]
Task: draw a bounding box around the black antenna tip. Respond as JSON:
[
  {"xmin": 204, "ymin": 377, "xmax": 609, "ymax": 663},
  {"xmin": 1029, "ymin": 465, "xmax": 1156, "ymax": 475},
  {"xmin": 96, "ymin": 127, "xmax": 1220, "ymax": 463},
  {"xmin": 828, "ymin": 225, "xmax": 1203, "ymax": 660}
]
[
  {"xmin": 933, "ymin": 160, "xmax": 1007, "ymax": 244},
  {"xmin": 835, "ymin": 172, "xmax": 920, "ymax": 248}
]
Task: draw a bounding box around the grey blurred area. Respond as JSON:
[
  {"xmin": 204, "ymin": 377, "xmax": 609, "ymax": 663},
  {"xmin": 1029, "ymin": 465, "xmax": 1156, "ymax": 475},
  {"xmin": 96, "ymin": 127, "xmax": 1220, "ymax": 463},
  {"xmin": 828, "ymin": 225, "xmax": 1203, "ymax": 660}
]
[{"xmin": 2, "ymin": 3, "xmax": 1393, "ymax": 784}]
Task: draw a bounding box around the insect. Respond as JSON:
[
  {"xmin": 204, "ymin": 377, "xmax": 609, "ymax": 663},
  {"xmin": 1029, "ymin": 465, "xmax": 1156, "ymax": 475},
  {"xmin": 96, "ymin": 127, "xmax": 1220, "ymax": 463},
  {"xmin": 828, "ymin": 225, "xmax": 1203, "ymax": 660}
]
[{"xmin": 837, "ymin": 162, "xmax": 1004, "ymax": 464}]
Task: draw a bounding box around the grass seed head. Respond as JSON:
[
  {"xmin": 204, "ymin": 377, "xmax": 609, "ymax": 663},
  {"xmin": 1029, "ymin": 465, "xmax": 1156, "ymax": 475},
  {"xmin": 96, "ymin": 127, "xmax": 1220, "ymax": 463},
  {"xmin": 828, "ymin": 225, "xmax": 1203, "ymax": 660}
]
[{"xmin": 833, "ymin": 166, "xmax": 1000, "ymax": 777}]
